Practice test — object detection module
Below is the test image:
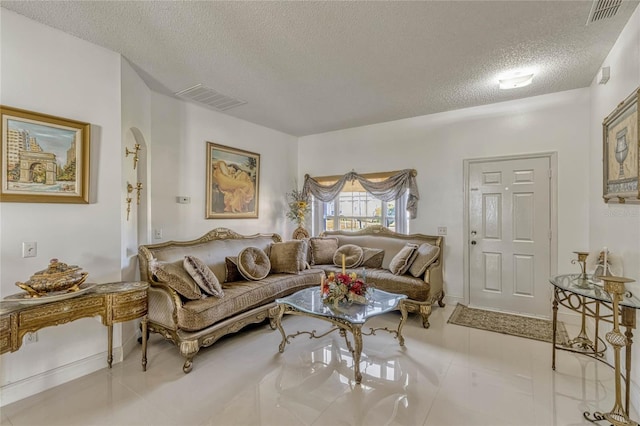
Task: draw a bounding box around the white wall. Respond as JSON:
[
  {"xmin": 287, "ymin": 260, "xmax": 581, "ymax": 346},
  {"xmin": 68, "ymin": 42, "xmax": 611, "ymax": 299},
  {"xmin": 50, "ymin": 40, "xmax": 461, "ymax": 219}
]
[
  {"xmin": 149, "ymin": 92, "xmax": 299, "ymax": 242},
  {"xmin": 588, "ymin": 4, "xmax": 640, "ymax": 412},
  {"xmin": 299, "ymin": 88, "xmax": 591, "ymax": 303},
  {"xmin": 0, "ymin": 10, "xmax": 123, "ymax": 404}
]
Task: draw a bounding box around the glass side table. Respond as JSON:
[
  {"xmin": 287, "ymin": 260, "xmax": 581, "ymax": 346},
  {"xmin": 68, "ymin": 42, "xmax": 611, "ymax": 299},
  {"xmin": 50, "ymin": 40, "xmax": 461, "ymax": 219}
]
[
  {"xmin": 273, "ymin": 287, "xmax": 408, "ymax": 384},
  {"xmin": 550, "ymin": 274, "xmax": 639, "ymax": 423}
]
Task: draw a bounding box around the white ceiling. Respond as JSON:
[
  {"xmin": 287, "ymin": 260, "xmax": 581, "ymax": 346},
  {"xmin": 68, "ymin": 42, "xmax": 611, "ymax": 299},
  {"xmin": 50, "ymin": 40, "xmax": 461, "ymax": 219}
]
[{"xmin": 2, "ymin": 1, "xmax": 638, "ymax": 136}]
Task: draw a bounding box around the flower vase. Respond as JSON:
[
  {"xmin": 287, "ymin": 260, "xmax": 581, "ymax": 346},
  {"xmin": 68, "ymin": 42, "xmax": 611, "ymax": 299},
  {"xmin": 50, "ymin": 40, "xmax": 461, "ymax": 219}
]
[{"xmin": 292, "ymin": 226, "xmax": 309, "ymax": 240}]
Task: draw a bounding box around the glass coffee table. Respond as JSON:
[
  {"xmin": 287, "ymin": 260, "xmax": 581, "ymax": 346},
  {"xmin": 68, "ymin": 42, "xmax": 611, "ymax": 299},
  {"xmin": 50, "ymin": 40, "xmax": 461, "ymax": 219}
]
[{"xmin": 273, "ymin": 287, "xmax": 408, "ymax": 384}]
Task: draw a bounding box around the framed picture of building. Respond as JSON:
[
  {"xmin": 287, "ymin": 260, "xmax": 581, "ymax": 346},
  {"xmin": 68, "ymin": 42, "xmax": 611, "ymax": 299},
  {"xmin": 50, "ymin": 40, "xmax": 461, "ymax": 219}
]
[
  {"xmin": 1, "ymin": 106, "xmax": 90, "ymax": 203},
  {"xmin": 206, "ymin": 142, "xmax": 260, "ymax": 218},
  {"xmin": 602, "ymin": 87, "xmax": 639, "ymax": 203}
]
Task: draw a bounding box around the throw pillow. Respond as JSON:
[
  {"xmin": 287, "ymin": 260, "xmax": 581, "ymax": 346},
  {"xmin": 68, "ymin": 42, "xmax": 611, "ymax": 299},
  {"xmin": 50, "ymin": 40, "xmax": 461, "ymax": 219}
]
[
  {"xmin": 333, "ymin": 244, "xmax": 364, "ymax": 268},
  {"xmin": 150, "ymin": 259, "xmax": 204, "ymax": 300},
  {"xmin": 408, "ymin": 243, "xmax": 441, "ymax": 277},
  {"xmin": 225, "ymin": 256, "xmax": 244, "ymax": 283},
  {"xmin": 360, "ymin": 247, "xmax": 385, "ymax": 268},
  {"xmin": 237, "ymin": 247, "xmax": 271, "ymax": 280},
  {"xmin": 183, "ymin": 256, "xmax": 224, "ymax": 298},
  {"xmin": 389, "ymin": 243, "xmax": 419, "ymax": 275},
  {"xmin": 309, "ymin": 237, "xmax": 339, "ymax": 265},
  {"xmin": 269, "ymin": 240, "xmax": 307, "ymax": 274}
]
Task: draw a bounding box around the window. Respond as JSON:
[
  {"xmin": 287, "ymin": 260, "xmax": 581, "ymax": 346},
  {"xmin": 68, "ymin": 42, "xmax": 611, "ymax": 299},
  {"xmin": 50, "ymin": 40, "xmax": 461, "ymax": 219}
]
[{"xmin": 311, "ymin": 173, "xmax": 409, "ymax": 235}]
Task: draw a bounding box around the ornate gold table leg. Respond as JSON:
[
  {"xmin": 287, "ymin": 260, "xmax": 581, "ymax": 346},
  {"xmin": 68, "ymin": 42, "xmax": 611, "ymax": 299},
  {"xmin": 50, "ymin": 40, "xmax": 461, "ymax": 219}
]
[
  {"xmin": 568, "ymin": 295, "xmax": 597, "ymax": 352},
  {"xmin": 141, "ymin": 315, "xmax": 148, "ymax": 372},
  {"xmin": 397, "ymin": 300, "xmax": 408, "ymax": 347},
  {"xmin": 275, "ymin": 304, "xmax": 288, "ymax": 353},
  {"xmin": 352, "ymin": 325, "xmax": 363, "ymax": 384},
  {"xmin": 107, "ymin": 324, "xmax": 113, "ymax": 368},
  {"xmin": 584, "ymin": 276, "xmax": 637, "ymax": 426}
]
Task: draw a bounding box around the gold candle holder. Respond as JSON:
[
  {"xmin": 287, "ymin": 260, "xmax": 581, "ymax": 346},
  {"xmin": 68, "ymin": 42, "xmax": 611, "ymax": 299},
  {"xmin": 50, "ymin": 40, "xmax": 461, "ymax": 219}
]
[
  {"xmin": 571, "ymin": 251, "xmax": 590, "ymax": 281},
  {"xmin": 584, "ymin": 275, "xmax": 637, "ymax": 426},
  {"xmin": 125, "ymin": 143, "xmax": 141, "ymax": 169}
]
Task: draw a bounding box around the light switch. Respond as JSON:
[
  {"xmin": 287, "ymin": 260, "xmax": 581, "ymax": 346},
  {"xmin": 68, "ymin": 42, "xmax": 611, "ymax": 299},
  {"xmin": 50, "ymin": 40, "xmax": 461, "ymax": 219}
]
[{"xmin": 22, "ymin": 242, "xmax": 37, "ymax": 258}]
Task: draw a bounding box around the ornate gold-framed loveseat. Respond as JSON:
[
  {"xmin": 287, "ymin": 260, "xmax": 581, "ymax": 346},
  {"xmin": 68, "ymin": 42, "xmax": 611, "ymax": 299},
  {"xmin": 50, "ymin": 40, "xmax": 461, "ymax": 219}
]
[
  {"xmin": 138, "ymin": 228, "xmax": 323, "ymax": 373},
  {"xmin": 313, "ymin": 226, "xmax": 444, "ymax": 328}
]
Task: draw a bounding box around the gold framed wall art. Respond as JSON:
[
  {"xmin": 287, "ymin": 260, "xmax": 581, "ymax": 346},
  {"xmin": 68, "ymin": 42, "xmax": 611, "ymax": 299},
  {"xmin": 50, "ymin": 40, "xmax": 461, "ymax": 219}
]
[
  {"xmin": 1, "ymin": 106, "xmax": 90, "ymax": 203},
  {"xmin": 206, "ymin": 142, "xmax": 260, "ymax": 218},
  {"xmin": 603, "ymin": 87, "xmax": 639, "ymax": 203}
]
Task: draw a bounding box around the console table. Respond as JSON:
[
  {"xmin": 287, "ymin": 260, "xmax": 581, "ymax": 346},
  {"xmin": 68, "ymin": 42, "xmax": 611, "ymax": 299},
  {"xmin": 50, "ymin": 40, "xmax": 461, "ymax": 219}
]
[
  {"xmin": 550, "ymin": 274, "xmax": 639, "ymax": 420},
  {"xmin": 0, "ymin": 281, "xmax": 149, "ymax": 371}
]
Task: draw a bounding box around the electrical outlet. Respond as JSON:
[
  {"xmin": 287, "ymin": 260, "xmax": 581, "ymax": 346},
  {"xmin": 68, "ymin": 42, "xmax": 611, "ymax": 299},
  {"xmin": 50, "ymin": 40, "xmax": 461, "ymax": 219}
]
[
  {"xmin": 437, "ymin": 226, "xmax": 447, "ymax": 236},
  {"xmin": 153, "ymin": 229, "xmax": 163, "ymax": 239},
  {"xmin": 22, "ymin": 241, "xmax": 37, "ymax": 258},
  {"xmin": 25, "ymin": 332, "xmax": 38, "ymax": 344},
  {"xmin": 176, "ymin": 196, "xmax": 190, "ymax": 204}
]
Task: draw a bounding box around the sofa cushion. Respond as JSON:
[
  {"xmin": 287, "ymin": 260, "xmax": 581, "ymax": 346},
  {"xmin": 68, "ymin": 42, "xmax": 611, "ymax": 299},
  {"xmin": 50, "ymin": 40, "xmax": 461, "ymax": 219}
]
[
  {"xmin": 389, "ymin": 243, "xmax": 419, "ymax": 275},
  {"xmin": 270, "ymin": 240, "xmax": 307, "ymax": 274},
  {"xmin": 183, "ymin": 256, "xmax": 224, "ymax": 298},
  {"xmin": 333, "ymin": 244, "xmax": 364, "ymax": 268},
  {"xmin": 177, "ymin": 269, "xmax": 324, "ymax": 331},
  {"xmin": 361, "ymin": 247, "xmax": 385, "ymax": 268},
  {"xmin": 309, "ymin": 237, "xmax": 339, "ymax": 265},
  {"xmin": 237, "ymin": 247, "xmax": 271, "ymax": 280},
  {"xmin": 225, "ymin": 257, "xmax": 245, "ymax": 283},
  {"xmin": 150, "ymin": 259, "xmax": 204, "ymax": 300},
  {"xmin": 408, "ymin": 243, "xmax": 440, "ymax": 278}
]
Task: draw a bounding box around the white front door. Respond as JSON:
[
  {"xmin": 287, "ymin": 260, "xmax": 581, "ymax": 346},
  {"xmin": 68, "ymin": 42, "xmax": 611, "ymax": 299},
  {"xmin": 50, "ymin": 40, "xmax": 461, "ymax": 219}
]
[{"xmin": 468, "ymin": 156, "xmax": 552, "ymax": 316}]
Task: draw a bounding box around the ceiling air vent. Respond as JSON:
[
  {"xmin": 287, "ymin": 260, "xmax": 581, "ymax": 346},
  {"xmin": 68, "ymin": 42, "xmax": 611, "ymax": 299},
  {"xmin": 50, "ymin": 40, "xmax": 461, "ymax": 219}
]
[
  {"xmin": 175, "ymin": 84, "xmax": 247, "ymax": 111},
  {"xmin": 586, "ymin": 0, "xmax": 622, "ymax": 24}
]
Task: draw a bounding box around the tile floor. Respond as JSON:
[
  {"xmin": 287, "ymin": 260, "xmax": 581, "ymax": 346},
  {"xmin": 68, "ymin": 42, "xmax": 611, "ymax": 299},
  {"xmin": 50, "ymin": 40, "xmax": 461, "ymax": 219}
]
[{"xmin": 1, "ymin": 304, "xmax": 637, "ymax": 426}]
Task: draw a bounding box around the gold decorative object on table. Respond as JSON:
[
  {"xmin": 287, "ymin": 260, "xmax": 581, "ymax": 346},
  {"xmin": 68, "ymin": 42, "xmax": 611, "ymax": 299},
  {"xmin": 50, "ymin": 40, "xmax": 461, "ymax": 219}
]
[
  {"xmin": 125, "ymin": 143, "xmax": 141, "ymax": 169},
  {"xmin": 286, "ymin": 187, "xmax": 310, "ymax": 239},
  {"xmin": 15, "ymin": 258, "xmax": 88, "ymax": 298},
  {"xmin": 584, "ymin": 275, "xmax": 638, "ymax": 426},
  {"xmin": 571, "ymin": 251, "xmax": 590, "ymax": 282}
]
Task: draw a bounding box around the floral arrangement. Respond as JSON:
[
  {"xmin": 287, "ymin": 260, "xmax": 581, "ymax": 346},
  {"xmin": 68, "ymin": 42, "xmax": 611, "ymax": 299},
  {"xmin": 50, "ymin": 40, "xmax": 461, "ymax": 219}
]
[
  {"xmin": 321, "ymin": 272, "xmax": 369, "ymax": 307},
  {"xmin": 286, "ymin": 188, "xmax": 310, "ymax": 227}
]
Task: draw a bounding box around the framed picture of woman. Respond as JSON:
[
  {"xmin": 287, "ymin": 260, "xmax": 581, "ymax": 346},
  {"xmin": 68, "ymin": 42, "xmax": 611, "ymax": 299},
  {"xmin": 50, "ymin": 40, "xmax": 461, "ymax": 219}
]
[{"xmin": 205, "ymin": 142, "xmax": 260, "ymax": 218}]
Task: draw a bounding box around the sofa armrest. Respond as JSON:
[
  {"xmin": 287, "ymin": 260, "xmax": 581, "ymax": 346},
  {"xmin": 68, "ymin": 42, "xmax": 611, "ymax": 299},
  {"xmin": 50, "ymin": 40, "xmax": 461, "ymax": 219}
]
[
  {"xmin": 424, "ymin": 260, "xmax": 443, "ymax": 299},
  {"xmin": 148, "ymin": 283, "xmax": 182, "ymax": 330}
]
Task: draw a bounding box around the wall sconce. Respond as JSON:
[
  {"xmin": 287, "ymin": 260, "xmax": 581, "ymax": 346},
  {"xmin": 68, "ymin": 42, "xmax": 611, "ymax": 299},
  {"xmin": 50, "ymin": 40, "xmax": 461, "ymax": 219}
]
[
  {"xmin": 125, "ymin": 143, "xmax": 141, "ymax": 169},
  {"xmin": 125, "ymin": 182, "xmax": 143, "ymax": 221}
]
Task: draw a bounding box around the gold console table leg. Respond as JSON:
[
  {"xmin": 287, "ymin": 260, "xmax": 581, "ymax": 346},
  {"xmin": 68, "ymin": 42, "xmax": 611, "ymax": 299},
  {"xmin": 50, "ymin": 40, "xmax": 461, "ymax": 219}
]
[
  {"xmin": 584, "ymin": 276, "xmax": 638, "ymax": 426},
  {"xmin": 107, "ymin": 324, "xmax": 113, "ymax": 368},
  {"xmin": 141, "ymin": 315, "xmax": 148, "ymax": 371}
]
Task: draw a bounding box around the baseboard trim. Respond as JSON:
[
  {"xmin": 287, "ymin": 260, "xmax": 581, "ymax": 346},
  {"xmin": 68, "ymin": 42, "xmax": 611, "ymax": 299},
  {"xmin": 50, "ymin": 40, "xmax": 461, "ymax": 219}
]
[
  {"xmin": 442, "ymin": 295, "xmax": 464, "ymax": 306},
  {"xmin": 0, "ymin": 347, "xmax": 122, "ymax": 407}
]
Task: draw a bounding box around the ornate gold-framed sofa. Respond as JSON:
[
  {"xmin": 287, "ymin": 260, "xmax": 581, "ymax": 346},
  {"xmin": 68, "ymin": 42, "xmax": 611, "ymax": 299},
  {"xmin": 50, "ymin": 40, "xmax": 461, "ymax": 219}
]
[
  {"xmin": 138, "ymin": 228, "xmax": 323, "ymax": 373},
  {"xmin": 313, "ymin": 226, "xmax": 444, "ymax": 328}
]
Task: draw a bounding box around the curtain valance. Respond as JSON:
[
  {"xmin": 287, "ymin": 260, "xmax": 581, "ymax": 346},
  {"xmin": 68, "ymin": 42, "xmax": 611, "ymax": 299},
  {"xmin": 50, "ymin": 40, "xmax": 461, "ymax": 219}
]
[{"xmin": 302, "ymin": 169, "xmax": 419, "ymax": 219}]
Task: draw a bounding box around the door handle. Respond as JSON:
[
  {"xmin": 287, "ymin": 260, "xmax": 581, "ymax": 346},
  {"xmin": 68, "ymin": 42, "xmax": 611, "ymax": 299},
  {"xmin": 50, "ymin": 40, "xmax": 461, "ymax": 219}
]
[{"xmin": 471, "ymin": 240, "xmax": 477, "ymax": 245}]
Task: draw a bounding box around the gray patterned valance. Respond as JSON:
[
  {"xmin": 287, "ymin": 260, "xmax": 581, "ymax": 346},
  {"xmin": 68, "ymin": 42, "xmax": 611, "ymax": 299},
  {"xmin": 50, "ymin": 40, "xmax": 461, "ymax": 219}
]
[{"xmin": 302, "ymin": 169, "xmax": 419, "ymax": 219}]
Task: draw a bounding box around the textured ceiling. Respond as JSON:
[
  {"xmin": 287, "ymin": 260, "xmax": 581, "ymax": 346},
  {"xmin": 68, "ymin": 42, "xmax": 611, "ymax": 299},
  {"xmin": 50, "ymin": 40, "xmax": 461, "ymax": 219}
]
[{"xmin": 2, "ymin": 1, "xmax": 638, "ymax": 136}]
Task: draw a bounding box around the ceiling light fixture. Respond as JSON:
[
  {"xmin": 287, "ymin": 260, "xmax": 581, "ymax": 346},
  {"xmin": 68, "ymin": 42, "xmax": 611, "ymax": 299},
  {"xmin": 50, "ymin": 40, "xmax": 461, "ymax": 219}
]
[{"xmin": 498, "ymin": 71, "xmax": 535, "ymax": 90}]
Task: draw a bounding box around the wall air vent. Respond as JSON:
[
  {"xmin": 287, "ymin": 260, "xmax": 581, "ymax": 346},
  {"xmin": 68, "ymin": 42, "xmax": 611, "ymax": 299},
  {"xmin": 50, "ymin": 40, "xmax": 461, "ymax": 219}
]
[
  {"xmin": 586, "ymin": 0, "xmax": 622, "ymax": 24},
  {"xmin": 174, "ymin": 84, "xmax": 247, "ymax": 111}
]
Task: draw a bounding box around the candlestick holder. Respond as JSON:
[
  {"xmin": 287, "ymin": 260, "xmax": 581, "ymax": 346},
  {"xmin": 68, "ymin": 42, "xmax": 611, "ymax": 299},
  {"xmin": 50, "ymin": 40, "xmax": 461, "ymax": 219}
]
[
  {"xmin": 571, "ymin": 251, "xmax": 590, "ymax": 284},
  {"xmin": 584, "ymin": 275, "xmax": 637, "ymax": 426},
  {"xmin": 125, "ymin": 143, "xmax": 141, "ymax": 170}
]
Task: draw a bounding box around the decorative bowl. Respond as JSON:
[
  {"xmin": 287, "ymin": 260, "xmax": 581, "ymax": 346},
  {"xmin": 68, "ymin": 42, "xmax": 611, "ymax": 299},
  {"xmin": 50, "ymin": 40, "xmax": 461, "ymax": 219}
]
[{"xmin": 15, "ymin": 258, "xmax": 88, "ymax": 298}]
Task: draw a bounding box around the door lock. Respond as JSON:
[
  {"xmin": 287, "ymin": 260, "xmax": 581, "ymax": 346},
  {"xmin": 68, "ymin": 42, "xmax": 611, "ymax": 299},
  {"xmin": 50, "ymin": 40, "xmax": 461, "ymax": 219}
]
[{"xmin": 471, "ymin": 240, "xmax": 477, "ymax": 245}]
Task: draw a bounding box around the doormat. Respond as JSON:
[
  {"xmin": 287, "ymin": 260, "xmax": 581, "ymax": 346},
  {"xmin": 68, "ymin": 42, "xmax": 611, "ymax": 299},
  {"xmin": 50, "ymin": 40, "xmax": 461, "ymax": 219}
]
[{"xmin": 447, "ymin": 304, "xmax": 569, "ymax": 345}]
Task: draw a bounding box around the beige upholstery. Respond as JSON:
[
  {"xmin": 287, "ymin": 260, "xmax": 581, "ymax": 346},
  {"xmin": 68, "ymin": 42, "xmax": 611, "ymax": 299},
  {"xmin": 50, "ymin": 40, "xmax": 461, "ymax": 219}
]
[
  {"xmin": 408, "ymin": 243, "xmax": 440, "ymax": 277},
  {"xmin": 309, "ymin": 237, "xmax": 339, "ymax": 265},
  {"xmin": 237, "ymin": 247, "xmax": 271, "ymax": 280},
  {"xmin": 319, "ymin": 225, "xmax": 444, "ymax": 328},
  {"xmin": 139, "ymin": 228, "xmax": 324, "ymax": 374},
  {"xmin": 269, "ymin": 240, "xmax": 307, "ymax": 274},
  {"xmin": 333, "ymin": 244, "xmax": 363, "ymax": 268},
  {"xmin": 150, "ymin": 259, "xmax": 204, "ymax": 300},
  {"xmin": 183, "ymin": 256, "xmax": 224, "ymax": 298}
]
